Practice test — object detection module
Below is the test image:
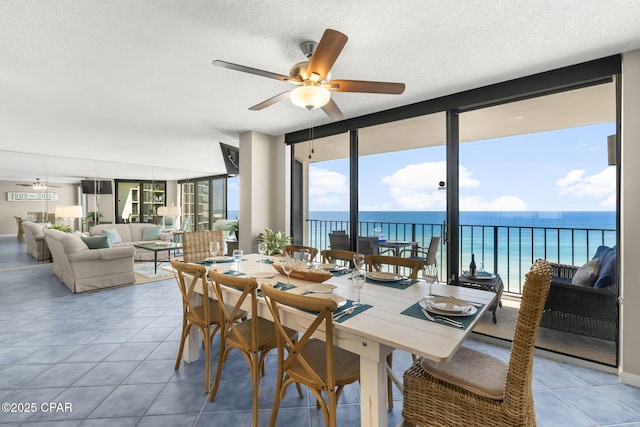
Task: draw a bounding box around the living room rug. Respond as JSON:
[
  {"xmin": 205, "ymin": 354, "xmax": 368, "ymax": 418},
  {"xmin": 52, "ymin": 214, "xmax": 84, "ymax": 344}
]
[{"xmin": 134, "ymin": 262, "xmax": 174, "ymax": 282}]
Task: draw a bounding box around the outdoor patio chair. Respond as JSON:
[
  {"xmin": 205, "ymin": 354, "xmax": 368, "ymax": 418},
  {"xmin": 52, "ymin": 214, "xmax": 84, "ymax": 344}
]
[
  {"xmin": 402, "ymin": 260, "xmax": 552, "ymax": 426},
  {"xmin": 357, "ymin": 236, "xmax": 380, "ymax": 255},
  {"xmin": 207, "ymin": 270, "xmax": 301, "ymax": 427},
  {"xmin": 328, "ymin": 232, "xmax": 350, "ymax": 251},
  {"xmin": 402, "ymin": 236, "xmax": 441, "ymax": 280},
  {"xmin": 262, "ymin": 284, "xmax": 360, "ymax": 427}
]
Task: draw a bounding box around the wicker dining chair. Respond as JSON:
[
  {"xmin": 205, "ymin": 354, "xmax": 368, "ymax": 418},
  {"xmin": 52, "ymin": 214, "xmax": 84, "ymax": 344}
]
[
  {"xmin": 171, "ymin": 260, "xmax": 246, "ymax": 393},
  {"xmin": 262, "ymin": 284, "xmax": 360, "ymax": 427},
  {"xmin": 363, "ymin": 254, "xmax": 424, "ymax": 409},
  {"xmin": 402, "ymin": 259, "xmax": 552, "ymax": 426},
  {"xmin": 320, "ymin": 249, "xmax": 359, "ymax": 268},
  {"xmin": 282, "ymin": 244, "xmax": 319, "ymax": 262},
  {"xmin": 207, "ymin": 270, "xmax": 301, "ymax": 427},
  {"xmin": 182, "ymin": 230, "xmax": 225, "ymax": 262}
]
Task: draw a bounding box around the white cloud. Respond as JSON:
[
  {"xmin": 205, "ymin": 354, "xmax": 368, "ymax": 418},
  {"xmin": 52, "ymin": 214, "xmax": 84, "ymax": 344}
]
[
  {"xmin": 309, "ymin": 166, "xmax": 348, "ymax": 208},
  {"xmin": 556, "ymin": 167, "xmax": 615, "ymax": 202}
]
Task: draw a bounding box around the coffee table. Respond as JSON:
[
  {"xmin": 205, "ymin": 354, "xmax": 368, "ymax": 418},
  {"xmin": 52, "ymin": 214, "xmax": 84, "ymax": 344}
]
[{"xmin": 133, "ymin": 242, "xmax": 182, "ymax": 273}]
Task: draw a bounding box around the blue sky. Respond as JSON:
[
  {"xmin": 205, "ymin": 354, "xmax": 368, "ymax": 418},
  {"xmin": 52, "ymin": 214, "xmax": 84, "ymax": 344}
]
[{"xmin": 309, "ymin": 122, "xmax": 616, "ymax": 212}]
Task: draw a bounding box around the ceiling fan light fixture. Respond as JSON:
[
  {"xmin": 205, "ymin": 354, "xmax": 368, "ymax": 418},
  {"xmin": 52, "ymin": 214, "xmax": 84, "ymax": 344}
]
[{"xmin": 290, "ymin": 84, "xmax": 330, "ymax": 110}]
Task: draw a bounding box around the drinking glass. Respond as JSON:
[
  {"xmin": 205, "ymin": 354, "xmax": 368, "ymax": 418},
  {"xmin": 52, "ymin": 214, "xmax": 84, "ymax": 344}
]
[
  {"xmin": 233, "ymin": 249, "xmax": 243, "ymax": 273},
  {"xmin": 423, "ymin": 264, "xmax": 438, "ymax": 299},
  {"xmin": 258, "ymin": 242, "xmax": 268, "ymax": 270},
  {"xmin": 209, "ymin": 241, "xmax": 220, "ymax": 260},
  {"xmin": 352, "ymin": 269, "xmax": 366, "ymax": 307},
  {"xmin": 299, "ymin": 249, "xmax": 310, "ymax": 266},
  {"xmin": 282, "ymin": 256, "xmax": 293, "ymax": 286},
  {"xmin": 353, "ymin": 253, "xmax": 365, "ymax": 271}
]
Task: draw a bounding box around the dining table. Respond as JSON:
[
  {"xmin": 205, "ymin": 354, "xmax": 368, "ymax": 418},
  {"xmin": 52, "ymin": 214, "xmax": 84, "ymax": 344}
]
[{"xmin": 181, "ymin": 253, "xmax": 496, "ymax": 427}]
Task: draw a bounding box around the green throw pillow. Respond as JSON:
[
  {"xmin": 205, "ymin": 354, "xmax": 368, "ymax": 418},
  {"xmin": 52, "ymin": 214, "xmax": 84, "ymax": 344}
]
[
  {"xmin": 142, "ymin": 226, "xmax": 161, "ymax": 241},
  {"xmin": 102, "ymin": 228, "xmax": 122, "ymax": 245},
  {"xmin": 81, "ymin": 235, "xmax": 112, "ymax": 249}
]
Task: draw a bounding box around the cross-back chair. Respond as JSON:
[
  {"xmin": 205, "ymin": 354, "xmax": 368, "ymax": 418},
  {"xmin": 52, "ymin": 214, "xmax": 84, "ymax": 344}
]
[
  {"xmin": 402, "ymin": 259, "xmax": 552, "ymax": 426},
  {"xmin": 182, "ymin": 230, "xmax": 225, "ymax": 263},
  {"xmin": 282, "ymin": 244, "xmax": 319, "ymax": 262},
  {"xmin": 320, "ymin": 249, "xmax": 359, "ymax": 268},
  {"xmin": 262, "ymin": 284, "xmax": 360, "ymax": 427},
  {"xmin": 207, "ymin": 270, "xmax": 301, "ymax": 427},
  {"xmin": 364, "ymin": 254, "xmax": 424, "ymax": 279},
  {"xmin": 171, "ymin": 259, "xmax": 246, "ymax": 393}
]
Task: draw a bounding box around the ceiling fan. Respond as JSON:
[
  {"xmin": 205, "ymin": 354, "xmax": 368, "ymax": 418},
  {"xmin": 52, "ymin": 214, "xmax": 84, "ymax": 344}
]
[
  {"xmin": 212, "ymin": 28, "xmax": 405, "ymax": 120},
  {"xmin": 15, "ymin": 178, "xmax": 60, "ymax": 190}
]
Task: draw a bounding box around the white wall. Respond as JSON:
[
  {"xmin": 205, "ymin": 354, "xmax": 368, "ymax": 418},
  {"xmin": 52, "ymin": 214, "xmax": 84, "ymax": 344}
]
[
  {"xmin": 0, "ymin": 180, "xmax": 80, "ymax": 234},
  {"xmin": 620, "ymin": 49, "xmax": 640, "ymax": 385},
  {"xmin": 238, "ymin": 131, "xmax": 288, "ymax": 253}
]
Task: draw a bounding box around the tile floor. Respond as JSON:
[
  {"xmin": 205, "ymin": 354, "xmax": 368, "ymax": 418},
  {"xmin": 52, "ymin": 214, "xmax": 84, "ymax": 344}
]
[{"xmin": 0, "ymin": 235, "xmax": 639, "ymax": 426}]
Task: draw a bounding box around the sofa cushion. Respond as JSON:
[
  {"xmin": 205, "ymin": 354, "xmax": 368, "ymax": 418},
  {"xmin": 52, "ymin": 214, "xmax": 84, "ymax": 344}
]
[
  {"xmin": 571, "ymin": 258, "xmax": 600, "ymax": 287},
  {"xmin": 593, "ymin": 246, "xmax": 616, "ymax": 288},
  {"xmin": 142, "ymin": 226, "xmax": 161, "ymax": 241},
  {"xmin": 102, "ymin": 228, "xmax": 122, "ymax": 245},
  {"xmin": 81, "ymin": 235, "xmax": 112, "ymax": 249}
]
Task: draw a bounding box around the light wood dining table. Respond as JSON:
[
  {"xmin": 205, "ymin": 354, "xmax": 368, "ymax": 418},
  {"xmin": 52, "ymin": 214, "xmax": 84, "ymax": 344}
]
[{"xmin": 180, "ymin": 253, "xmax": 496, "ymax": 427}]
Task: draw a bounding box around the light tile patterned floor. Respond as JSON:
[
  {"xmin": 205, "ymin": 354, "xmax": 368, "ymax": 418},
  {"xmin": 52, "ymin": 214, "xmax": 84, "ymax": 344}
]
[{"xmin": 0, "ymin": 235, "xmax": 638, "ymax": 426}]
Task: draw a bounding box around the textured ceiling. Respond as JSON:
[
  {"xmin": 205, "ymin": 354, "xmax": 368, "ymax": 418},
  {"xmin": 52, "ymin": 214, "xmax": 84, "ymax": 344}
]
[{"xmin": 1, "ymin": 0, "xmax": 640, "ymax": 182}]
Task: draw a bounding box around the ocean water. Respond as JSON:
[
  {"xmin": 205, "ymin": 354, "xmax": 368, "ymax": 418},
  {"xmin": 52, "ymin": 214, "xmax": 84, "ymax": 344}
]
[
  {"xmin": 309, "ymin": 210, "xmax": 616, "ymax": 229},
  {"xmin": 307, "ymin": 211, "xmax": 617, "ymax": 291}
]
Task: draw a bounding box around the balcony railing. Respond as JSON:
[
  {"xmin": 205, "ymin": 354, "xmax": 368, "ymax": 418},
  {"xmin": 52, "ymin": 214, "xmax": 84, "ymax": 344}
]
[{"xmin": 307, "ymin": 219, "xmax": 616, "ymax": 295}]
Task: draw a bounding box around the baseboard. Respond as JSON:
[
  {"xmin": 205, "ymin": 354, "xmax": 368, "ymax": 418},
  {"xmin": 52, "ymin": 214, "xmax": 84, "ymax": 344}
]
[{"xmin": 621, "ymin": 371, "xmax": 640, "ymax": 387}]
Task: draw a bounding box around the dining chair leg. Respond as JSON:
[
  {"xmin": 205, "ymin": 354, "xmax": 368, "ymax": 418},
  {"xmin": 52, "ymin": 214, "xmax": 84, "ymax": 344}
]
[
  {"xmin": 251, "ymin": 352, "xmax": 260, "ymax": 427},
  {"xmin": 209, "ymin": 339, "xmax": 227, "ymax": 402},
  {"xmin": 387, "ymin": 352, "xmax": 394, "ymax": 409},
  {"xmin": 203, "ymin": 325, "xmax": 212, "ymax": 393},
  {"xmin": 174, "ymin": 321, "xmax": 189, "ymax": 370}
]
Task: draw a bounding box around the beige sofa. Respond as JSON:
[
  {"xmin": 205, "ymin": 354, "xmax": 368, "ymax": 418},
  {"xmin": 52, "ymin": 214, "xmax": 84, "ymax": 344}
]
[
  {"xmin": 89, "ymin": 223, "xmax": 173, "ymax": 261},
  {"xmin": 21, "ymin": 220, "xmax": 50, "ymax": 261},
  {"xmin": 45, "ymin": 229, "xmax": 135, "ymax": 293}
]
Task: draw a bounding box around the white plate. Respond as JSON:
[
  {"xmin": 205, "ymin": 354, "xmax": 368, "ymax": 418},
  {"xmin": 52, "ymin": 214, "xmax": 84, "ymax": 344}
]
[
  {"xmin": 251, "ymin": 272, "xmax": 275, "ymax": 279},
  {"xmin": 305, "ymin": 283, "xmax": 337, "ymax": 293},
  {"xmin": 462, "ymin": 271, "xmax": 496, "ymax": 280},
  {"xmin": 367, "ymin": 271, "xmax": 402, "ymax": 281},
  {"xmin": 307, "ymin": 293, "xmax": 347, "ymax": 307},
  {"xmin": 317, "ymin": 263, "xmax": 337, "ymax": 270},
  {"xmin": 419, "ymin": 298, "xmax": 477, "ymax": 317}
]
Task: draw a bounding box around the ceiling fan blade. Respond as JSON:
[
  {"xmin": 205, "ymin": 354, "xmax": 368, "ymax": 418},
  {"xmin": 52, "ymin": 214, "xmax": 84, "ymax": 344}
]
[
  {"xmin": 327, "ymin": 79, "xmax": 405, "ymax": 94},
  {"xmin": 249, "ymin": 91, "xmax": 292, "ymax": 111},
  {"xmin": 321, "ymin": 98, "xmax": 343, "ymax": 120},
  {"xmin": 212, "ymin": 60, "xmax": 290, "ymax": 82},
  {"xmin": 307, "ymin": 29, "xmax": 348, "ymax": 81}
]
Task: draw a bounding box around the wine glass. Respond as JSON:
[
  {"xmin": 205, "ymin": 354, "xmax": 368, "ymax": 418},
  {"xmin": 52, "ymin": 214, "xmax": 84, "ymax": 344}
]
[
  {"xmin": 281, "ymin": 256, "xmax": 293, "ymax": 286},
  {"xmin": 299, "ymin": 249, "xmax": 310, "ymax": 266},
  {"xmin": 423, "ymin": 264, "xmax": 438, "ymax": 299},
  {"xmin": 353, "ymin": 253, "xmax": 365, "ymax": 271},
  {"xmin": 258, "ymin": 242, "xmax": 268, "ymax": 270},
  {"xmin": 233, "ymin": 249, "xmax": 243, "ymax": 273},
  {"xmin": 209, "ymin": 241, "xmax": 220, "ymax": 261},
  {"xmin": 352, "ymin": 269, "xmax": 366, "ymax": 307}
]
